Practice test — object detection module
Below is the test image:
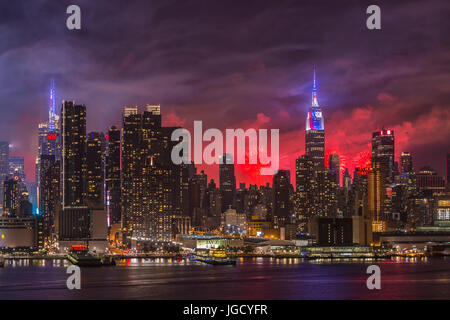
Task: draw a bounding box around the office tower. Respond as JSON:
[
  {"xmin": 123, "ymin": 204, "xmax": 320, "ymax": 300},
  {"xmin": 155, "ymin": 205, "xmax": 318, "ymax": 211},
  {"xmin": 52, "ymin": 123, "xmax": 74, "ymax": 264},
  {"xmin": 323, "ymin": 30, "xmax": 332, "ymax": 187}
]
[
  {"xmin": 295, "ymin": 154, "xmax": 315, "ymax": 231},
  {"xmin": 315, "ymin": 167, "xmax": 338, "ymax": 218},
  {"xmin": 368, "ymin": 161, "xmax": 387, "ymax": 232},
  {"xmin": 105, "ymin": 125, "xmax": 121, "ymax": 225},
  {"xmin": 2, "ymin": 178, "xmax": 18, "ymax": 217},
  {"xmin": 0, "ymin": 142, "xmax": 9, "ymax": 214},
  {"xmin": 39, "ymin": 155, "xmax": 60, "ymax": 247},
  {"xmin": 305, "ymin": 69, "xmax": 325, "ymax": 168},
  {"xmin": 352, "ymin": 167, "xmax": 373, "ymax": 245},
  {"xmin": 416, "ymin": 166, "xmax": 446, "ymax": 196},
  {"xmin": 329, "ymin": 154, "xmax": 340, "ymax": 186},
  {"xmin": 58, "ymin": 101, "xmax": 91, "ymax": 246},
  {"xmin": 86, "ymin": 132, "xmax": 105, "ymax": 207},
  {"xmin": 58, "ymin": 102, "xmax": 107, "ymax": 252},
  {"xmin": 401, "ymin": 152, "xmax": 413, "ymax": 174},
  {"xmin": 61, "ymin": 101, "xmax": 86, "ymax": 207},
  {"xmin": 207, "ymin": 179, "xmax": 222, "ymax": 217},
  {"xmin": 372, "ymin": 129, "xmax": 395, "ymax": 183},
  {"xmin": 8, "ymin": 157, "xmax": 25, "ymax": 181},
  {"xmin": 272, "ymin": 170, "xmax": 291, "ymax": 220},
  {"xmin": 219, "ymin": 153, "xmax": 236, "ymax": 211}
]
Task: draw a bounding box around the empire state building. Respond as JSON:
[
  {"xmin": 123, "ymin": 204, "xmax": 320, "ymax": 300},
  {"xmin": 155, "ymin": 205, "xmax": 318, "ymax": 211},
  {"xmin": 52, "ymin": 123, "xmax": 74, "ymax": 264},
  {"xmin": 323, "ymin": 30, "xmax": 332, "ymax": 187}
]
[{"xmin": 305, "ymin": 70, "xmax": 325, "ymax": 168}]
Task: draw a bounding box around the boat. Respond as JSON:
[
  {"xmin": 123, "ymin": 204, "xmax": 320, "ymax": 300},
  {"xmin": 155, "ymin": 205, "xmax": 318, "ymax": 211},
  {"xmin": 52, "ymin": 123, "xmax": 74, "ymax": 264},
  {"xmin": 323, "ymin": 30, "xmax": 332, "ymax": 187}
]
[
  {"xmin": 67, "ymin": 245, "xmax": 102, "ymax": 267},
  {"xmin": 193, "ymin": 248, "xmax": 236, "ymax": 266},
  {"xmin": 100, "ymin": 255, "xmax": 116, "ymax": 266}
]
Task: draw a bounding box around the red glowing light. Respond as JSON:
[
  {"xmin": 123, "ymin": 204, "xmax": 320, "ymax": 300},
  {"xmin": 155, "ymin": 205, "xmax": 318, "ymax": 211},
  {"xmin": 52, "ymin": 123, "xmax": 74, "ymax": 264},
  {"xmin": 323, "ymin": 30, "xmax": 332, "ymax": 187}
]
[
  {"xmin": 47, "ymin": 134, "xmax": 56, "ymax": 140},
  {"xmin": 70, "ymin": 244, "xmax": 88, "ymax": 252}
]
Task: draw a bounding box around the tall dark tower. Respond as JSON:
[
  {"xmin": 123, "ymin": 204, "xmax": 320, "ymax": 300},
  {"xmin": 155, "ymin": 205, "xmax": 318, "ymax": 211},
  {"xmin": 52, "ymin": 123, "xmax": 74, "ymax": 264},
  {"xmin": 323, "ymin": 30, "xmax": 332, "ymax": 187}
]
[
  {"xmin": 61, "ymin": 101, "xmax": 87, "ymax": 207},
  {"xmin": 305, "ymin": 69, "xmax": 325, "ymax": 168},
  {"xmin": 372, "ymin": 129, "xmax": 395, "ymax": 184},
  {"xmin": 273, "ymin": 169, "xmax": 291, "ymax": 218},
  {"xmin": 105, "ymin": 126, "xmax": 121, "ymax": 225},
  {"xmin": 329, "ymin": 154, "xmax": 340, "ymax": 186},
  {"xmin": 401, "ymin": 152, "xmax": 413, "ymax": 174},
  {"xmin": 219, "ymin": 153, "xmax": 236, "ymax": 211},
  {"xmin": 0, "ymin": 141, "xmax": 9, "ymax": 214},
  {"xmin": 86, "ymin": 132, "xmax": 105, "ymax": 207}
]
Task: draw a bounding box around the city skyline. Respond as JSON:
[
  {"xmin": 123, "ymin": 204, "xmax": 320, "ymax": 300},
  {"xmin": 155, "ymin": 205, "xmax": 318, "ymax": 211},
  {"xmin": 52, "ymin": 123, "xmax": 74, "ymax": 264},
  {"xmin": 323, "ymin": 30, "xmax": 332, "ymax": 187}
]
[
  {"xmin": 1, "ymin": 1, "xmax": 450, "ymax": 303},
  {"xmin": 2, "ymin": 73, "xmax": 449, "ymax": 188},
  {"xmin": 0, "ymin": 0, "xmax": 449, "ymax": 186}
]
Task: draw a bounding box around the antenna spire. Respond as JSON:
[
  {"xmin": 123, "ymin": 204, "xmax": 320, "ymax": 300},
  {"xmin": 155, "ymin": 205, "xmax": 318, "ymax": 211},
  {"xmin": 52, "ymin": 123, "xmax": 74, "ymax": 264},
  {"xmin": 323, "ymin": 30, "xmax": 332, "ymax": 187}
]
[{"xmin": 312, "ymin": 67, "xmax": 319, "ymax": 107}]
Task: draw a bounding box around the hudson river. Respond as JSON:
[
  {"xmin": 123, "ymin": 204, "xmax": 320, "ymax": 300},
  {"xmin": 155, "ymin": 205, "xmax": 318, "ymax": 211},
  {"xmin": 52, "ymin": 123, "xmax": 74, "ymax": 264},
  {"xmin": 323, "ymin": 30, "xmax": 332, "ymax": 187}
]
[{"xmin": 1, "ymin": 257, "xmax": 450, "ymax": 299}]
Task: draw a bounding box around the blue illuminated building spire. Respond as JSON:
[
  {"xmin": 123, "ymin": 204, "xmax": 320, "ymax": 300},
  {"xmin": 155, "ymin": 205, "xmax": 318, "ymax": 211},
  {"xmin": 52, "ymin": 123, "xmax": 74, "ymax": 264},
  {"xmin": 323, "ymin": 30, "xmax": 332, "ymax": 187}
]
[
  {"xmin": 306, "ymin": 67, "xmax": 324, "ymax": 131},
  {"xmin": 49, "ymin": 79, "xmax": 56, "ymax": 131}
]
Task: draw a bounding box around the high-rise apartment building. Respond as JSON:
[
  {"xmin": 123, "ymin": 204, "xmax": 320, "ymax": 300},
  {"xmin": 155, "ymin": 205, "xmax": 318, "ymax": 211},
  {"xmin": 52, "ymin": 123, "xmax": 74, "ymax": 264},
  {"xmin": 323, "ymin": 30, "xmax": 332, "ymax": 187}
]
[
  {"xmin": 105, "ymin": 126, "xmax": 121, "ymax": 225},
  {"xmin": 0, "ymin": 142, "xmax": 9, "ymax": 214},
  {"xmin": 61, "ymin": 101, "xmax": 87, "ymax": 207},
  {"xmin": 86, "ymin": 132, "xmax": 105, "ymax": 207}
]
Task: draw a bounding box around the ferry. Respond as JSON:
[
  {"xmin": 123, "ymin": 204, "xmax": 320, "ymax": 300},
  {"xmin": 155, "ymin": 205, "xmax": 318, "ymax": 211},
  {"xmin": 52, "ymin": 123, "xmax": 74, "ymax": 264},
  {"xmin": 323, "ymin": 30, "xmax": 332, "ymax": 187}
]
[
  {"xmin": 67, "ymin": 245, "xmax": 102, "ymax": 267},
  {"xmin": 193, "ymin": 248, "xmax": 236, "ymax": 266}
]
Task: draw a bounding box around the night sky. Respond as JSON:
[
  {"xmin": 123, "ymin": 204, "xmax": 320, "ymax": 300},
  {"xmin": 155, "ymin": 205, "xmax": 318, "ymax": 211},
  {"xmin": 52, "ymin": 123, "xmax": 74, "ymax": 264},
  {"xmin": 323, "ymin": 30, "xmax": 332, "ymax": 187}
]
[{"xmin": 0, "ymin": 0, "xmax": 449, "ymax": 185}]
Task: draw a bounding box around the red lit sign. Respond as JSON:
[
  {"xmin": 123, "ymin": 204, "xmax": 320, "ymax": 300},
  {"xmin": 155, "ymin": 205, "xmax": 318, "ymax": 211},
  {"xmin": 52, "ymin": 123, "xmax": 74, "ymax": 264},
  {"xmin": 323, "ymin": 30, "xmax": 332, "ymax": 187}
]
[{"xmin": 47, "ymin": 134, "xmax": 57, "ymax": 140}]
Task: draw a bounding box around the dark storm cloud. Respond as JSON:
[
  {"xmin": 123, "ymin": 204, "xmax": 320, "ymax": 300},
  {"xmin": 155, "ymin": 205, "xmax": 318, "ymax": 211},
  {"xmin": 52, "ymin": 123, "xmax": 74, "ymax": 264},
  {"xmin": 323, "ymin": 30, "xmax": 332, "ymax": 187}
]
[{"xmin": 0, "ymin": 0, "xmax": 448, "ymax": 182}]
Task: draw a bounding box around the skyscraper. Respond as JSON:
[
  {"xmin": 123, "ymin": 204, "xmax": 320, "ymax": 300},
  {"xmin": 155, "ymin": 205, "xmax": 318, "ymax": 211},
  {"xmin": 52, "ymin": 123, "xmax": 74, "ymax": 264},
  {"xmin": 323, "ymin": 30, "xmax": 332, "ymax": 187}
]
[
  {"xmin": 0, "ymin": 142, "xmax": 9, "ymax": 214},
  {"xmin": 295, "ymin": 154, "xmax": 315, "ymax": 231},
  {"xmin": 368, "ymin": 161, "xmax": 388, "ymax": 232},
  {"xmin": 401, "ymin": 152, "xmax": 413, "ymax": 174},
  {"xmin": 105, "ymin": 125, "xmax": 121, "ymax": 226},
  {"xmin": 273, "ymin": 170, "xmax": 291, "ymax": 220},
  {"xmin": 61, "ymin": 101, "xmax": 87, "ymax": 207},
  {"xmin": 219, "ymin": 153, "xmax": 236, "ymax": 211},
  {"xmin": 58, "ymin": 102, "xmax": 107, "ymax": 251},
  {"xmin": 86, "ymin": 132, "xmax": 105, "ymax": 207},
  {"xmin": 121, "ymin": 106, "xmax": 143, "ymax": 244},
  {"xmin": 121, "ymin": 105, "xmax": 176, "ymax": 245},
  {"xmin": 36, "ymin": 81, "xmax": 61, "ymax": 194},
  {"xmin": 39, "ymin": 155, "xmax": 60, "ymax": 247},
  {"xmin": 329, "ymin": 154, "xmax": 340, "ymax": 186},
  {"xmin": 305, "ymin": 69, "xmax": 325, "ymax": 168},
  {"xmin": 8, "ymin": 157, "xmax": 25, "ymax": 181},
  {"xmin": 372, "ymin": 129, "xmax": 395, "ymax": 183}
]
